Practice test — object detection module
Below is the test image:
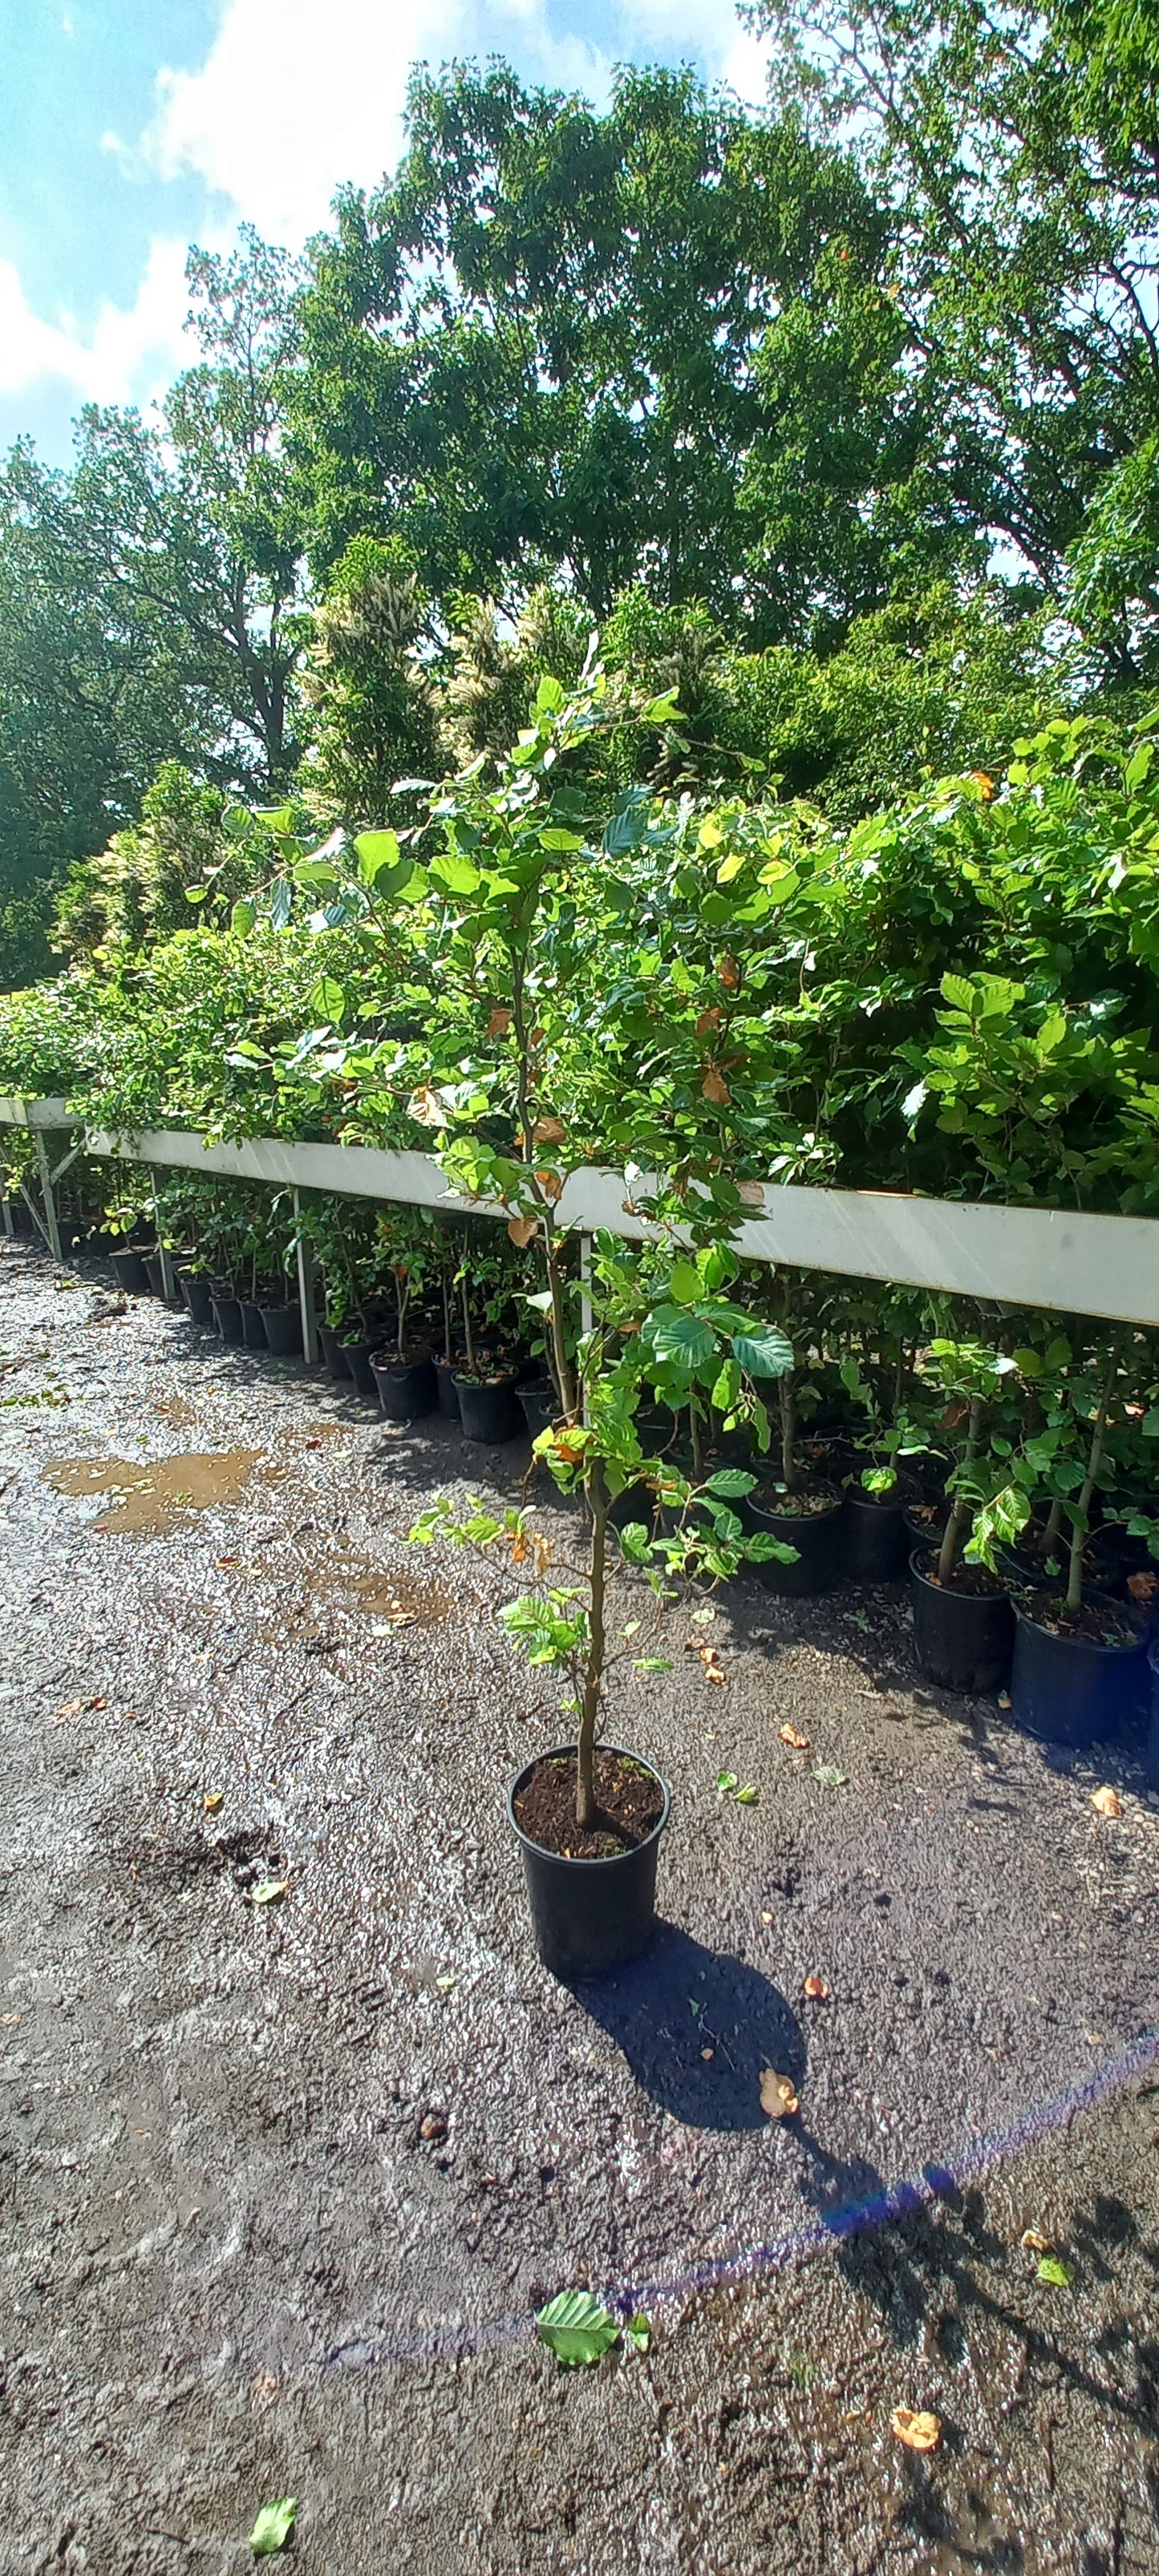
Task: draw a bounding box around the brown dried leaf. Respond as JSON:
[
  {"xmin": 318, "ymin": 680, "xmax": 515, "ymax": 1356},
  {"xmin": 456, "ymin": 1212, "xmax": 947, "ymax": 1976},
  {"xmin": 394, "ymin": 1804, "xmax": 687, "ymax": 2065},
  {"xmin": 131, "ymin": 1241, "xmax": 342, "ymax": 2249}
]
[
  {"xmin": 695, "ymin": 1008, "xmax": 722, "ymax": 1036},
  {"xmin": 802, "ymin": 1975, "xmax": 830, "ymax": 2001},
  {"xmin": 1020, "ymin": 2228, "xmax": 1052, "ymax": 2254},
  {"xmin": 779, "ymin": 1723, "xmax": 809, "ymax": 1749},
  {"xmin": 699, "ymin": 2047, "xmax": 715, "ymax": 2061},
  {"xmin": 532, "ymin": 1116, "xmax": 566, "ymax": 1144},
  {"xmin": 890, "ymin": 2408, "xmax": 942, "ymax": 2453},
  {"xmin": 408, "ymin": 1084, "xmax": 446, "ymax": 1128},
  {"xmin": 57, "ymin": 1697, "xmax": 85, "ymax": 1720},
  {"xmin": 536, "ymin": 1168, "xmax": 564, "ymax": 1202},
  {"xmin": 1127, "ymin": 1570, "xmax": 1159, "ymax": 1603},
  {"xmin": 510, "ymin": 1535, "xmax": 528, "ymax": 1566},
  {"xmin": 737, "ymin": 1181, "xmax": 765, "ymax": 1207},
  {"xmin": 701, "ymin": 1066, "xmax": 731, "ymax": 1105},
  {"xmin": 508, "ymin": 1215, "xmax": 538, "ymax": 1248},
  {"xmin": 716, "ymin": 952, "xmax": 741, "ymax": 991},
  {"xmin": 759, "ymin": 2067, "xmax": 799, "ymax": 2119},
  {"xmin": 1091, "ymin": 1784, "xmax": 1122, "ymax": 1818},
  {"xmin": 530, "ymin": 1534, "xmax": 553, "ymax": 1578},
  {"xmin": 487, "ymin": 1007, "xmax": 512, "ymax": 1037}
]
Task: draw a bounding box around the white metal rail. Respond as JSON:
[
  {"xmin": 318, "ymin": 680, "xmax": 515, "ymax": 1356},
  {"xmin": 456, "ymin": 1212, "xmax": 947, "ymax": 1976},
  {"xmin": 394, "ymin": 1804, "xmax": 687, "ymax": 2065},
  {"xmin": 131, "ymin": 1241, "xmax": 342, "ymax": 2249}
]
[{"xmin": 2, "ymin": 1096, "xmax": 1157, "ymax": 1337}]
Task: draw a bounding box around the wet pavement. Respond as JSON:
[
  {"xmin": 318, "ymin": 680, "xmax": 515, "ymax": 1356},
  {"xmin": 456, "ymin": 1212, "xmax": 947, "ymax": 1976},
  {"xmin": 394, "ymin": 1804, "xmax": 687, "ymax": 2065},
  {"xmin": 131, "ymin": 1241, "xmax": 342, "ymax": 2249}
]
[{"xmin": 2, "ymin": 1235, "xmax": 1159, "ymax": 2574}]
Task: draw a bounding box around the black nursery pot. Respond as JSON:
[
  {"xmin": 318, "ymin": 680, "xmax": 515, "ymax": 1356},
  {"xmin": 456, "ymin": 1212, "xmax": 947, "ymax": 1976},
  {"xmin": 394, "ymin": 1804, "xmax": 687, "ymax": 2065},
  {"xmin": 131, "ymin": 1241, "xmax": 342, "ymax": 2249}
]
[
  {"xmin": 1009, "ymin": 1595, "xmax": 1150, "ymax": 1750},
  {"xmin": 341, "ymin": 1337, "xmax": 378, "ymax": 1397},
  {"xmin": 740, "ymin": 1487, "xmax": 844, "ymax": 1596},
  {"xmin": 507, "ymin": 1744, "xmax": 671, "ymax": 1981},
  {"xmin": 518, "ymin": 1377, "xmax": 558, "ymax": 1443},
  {"xmin": 910, "ymin": 1548, "xmax": 1014, "ymax": 1693},
  {"xmin": 210, "ymin": 1288, "xmax": 244, "ymax": 1345},
  {"xmin": 370, "ymin": 1351, "xmax": 437, "ymax": 1421},
  {"xmin": 316, "ymin": 1322, "xmax": 350, "ymax": 1379},
  {"xmin": 261, "ymin": 1303, "xmax": 301, "ymax": 1357},
  {"xmin": 842, "ymin": 1489, "xmax": 911, "ymax": 1582},
  {"xmin": 240, "ymin": 1297, "xmax": 267, "ymax": 1349},
  {"xmin": 433, "ymin": 1357, "xmax": 461, "ymax": 1419},
  {"xmin": 456, "ymin": 1372, "xmax": 521, "ymax": 1444},
  {"xmin": 179, "ymin": 1269, "xmax": 214, "ymax": 1326},
  {"xmin": 144, "ymin": 1252, "xmax": 169, "ymax": 1300},
  {"xmin": 1146, "ymin": 1641, "xmax": 1159, "ymax": 1792},
  {"xmin": 110, "ymin": 1246, "xmax": 151, "ymax": 1297}
]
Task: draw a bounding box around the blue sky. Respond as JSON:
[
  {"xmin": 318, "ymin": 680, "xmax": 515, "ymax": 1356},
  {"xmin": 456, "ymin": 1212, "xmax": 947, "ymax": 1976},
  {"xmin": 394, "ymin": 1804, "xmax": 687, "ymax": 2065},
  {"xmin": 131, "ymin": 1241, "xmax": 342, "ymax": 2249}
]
[{"xmin": 0, "ymin": 0, "xmax": 768, "ymax": 466}]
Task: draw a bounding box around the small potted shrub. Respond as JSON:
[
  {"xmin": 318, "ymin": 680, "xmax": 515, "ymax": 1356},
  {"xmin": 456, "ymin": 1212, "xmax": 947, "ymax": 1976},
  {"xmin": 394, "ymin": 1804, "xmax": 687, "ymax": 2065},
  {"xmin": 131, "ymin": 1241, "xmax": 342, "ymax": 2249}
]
[
  {"xmin": 909, "ymin": 1334, "xmax": 1020, "ymax": 1692},
  {"xmin": 1002, "ymin": 1341, "xmax": 1150, "ymax": 1746},
  {"xmin": 836, "ymin": 1289, "xmax": 929, "ymax": 1580},
  {"xmin": 452, "ymin": 1249, "xmax": 521, "ymax": 1443},
  {"xmin": 369, "ymin": 1213, "xmax": 436, "ymax": 1418},
  {"xmin": 735, "ymin": 1276, "xmax": 845, "ymax": 1594},
  {"xmin": 411, "ymin": 1235, "xmax": 798, "ymax": 1978}
]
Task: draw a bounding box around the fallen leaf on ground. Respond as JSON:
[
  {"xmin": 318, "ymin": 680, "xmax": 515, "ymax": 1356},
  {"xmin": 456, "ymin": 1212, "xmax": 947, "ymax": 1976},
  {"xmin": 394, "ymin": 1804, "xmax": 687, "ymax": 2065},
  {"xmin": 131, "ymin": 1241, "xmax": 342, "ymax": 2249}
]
[
  {"xmin": 217, "ymin": 1555, "xmax": 239, "ymax": 1570},
  {"xmin": 623, "ymin": 2312, "xmax": 651, "ymax": 2354},
  {"xmin": 1037, "ymin": 2253, "xmax": 1072, "ymax": 2287},
  {"xmin": 700, "ymin": 2046, "xmax": 715, "ymax": 2060},
  {"xmin": 1092, "ymin": 1785, "xmax": 1121, "ymax": 1818},
  {"xmin": 734, "ymin": 1782, "xmax": 758, "ymax": 1803},
  {"xmin": 1020, "ymin": 2228, "xmax": 1052, "ymax": 2253},
  {"xmin": 57, "ymin": 1697, "xmax": 85, "ymax": 1720},
  {"xmin": 715, "ymin": 1770, "xmax": 739, "ymax": 1796},
  {"xmin": 759, "ymin": 2067, "xmax": 799, "ymax": 2119},
  {"xmin": 202, "ymin": 1790, "xmax": 224, "ymax": 1814},
  {"xmin": 802, "ymin": 1974, "xmax": 830, "ymax": 2001},
  {"xmin": 249, "ymin": 2498, "xmax": 296, "ymax": 2557},
  {"xmin": 760, "ymin": 1908, "xmax": 773, "ymax": 1923},
  {"xmin": 891, "ymin": 2408, "xmax": 941, "ymax": 2453},
  {"xmin": 535, "ymin": 2289, "xmax": 619, "ymax": 2368},
  {"xmin": 997, "ymin": 1690, "xmax": 1012, "ymax": 1711},
  {"xmin": 779, "ymin": 1723, "xmax": 809, "ymax": 1749},
  {"xmin": 251, "ymin": 1879, "xmax": 288, "ymax": 1906},
  {"xmin": 813, "ymin": 1762, "xmax": 847, "ymax": 1789}
]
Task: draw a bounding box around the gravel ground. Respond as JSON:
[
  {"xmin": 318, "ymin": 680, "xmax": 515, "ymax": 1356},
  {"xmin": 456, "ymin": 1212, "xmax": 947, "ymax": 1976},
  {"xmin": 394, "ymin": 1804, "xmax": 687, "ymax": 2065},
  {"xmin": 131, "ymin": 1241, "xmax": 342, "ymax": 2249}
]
[{"xmin": 2, "ymin": 1234, "xmax": 1159, "ymax": 2575}]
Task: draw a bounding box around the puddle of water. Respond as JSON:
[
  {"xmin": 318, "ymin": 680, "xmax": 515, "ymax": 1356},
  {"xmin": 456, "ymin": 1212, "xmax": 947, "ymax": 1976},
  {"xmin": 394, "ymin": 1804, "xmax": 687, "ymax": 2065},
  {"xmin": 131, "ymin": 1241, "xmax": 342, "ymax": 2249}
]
[
  {"xmin": 308, "ymin": 1550, "xmax": 456, "ymax": 1628},
  {"xmin": 44, "ymin": 1451, "xmax": 265, "ymax": 1535}
]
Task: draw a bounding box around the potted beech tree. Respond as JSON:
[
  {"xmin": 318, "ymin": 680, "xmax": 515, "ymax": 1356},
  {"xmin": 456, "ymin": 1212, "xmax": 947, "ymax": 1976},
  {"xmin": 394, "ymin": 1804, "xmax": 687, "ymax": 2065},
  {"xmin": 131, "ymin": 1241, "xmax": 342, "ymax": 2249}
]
[{"xmin": 908, "ymin": 1333, "xmax": 1023, "ymax": 1692}]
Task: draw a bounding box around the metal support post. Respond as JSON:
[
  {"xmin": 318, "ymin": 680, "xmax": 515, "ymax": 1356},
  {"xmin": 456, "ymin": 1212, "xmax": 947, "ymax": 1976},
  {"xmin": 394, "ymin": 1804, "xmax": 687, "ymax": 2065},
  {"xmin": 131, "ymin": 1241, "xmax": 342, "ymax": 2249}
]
[
  {"xmin": 294, "ymin": 1188, "xmax": 319, "ymax": 1364},
  {"xmin": 32, "ymin": 1130, "xmax": 62, "ymax": 1261},
  {"xmin": 152, "ymin": 1183, "xmax": 178, "ymax": 1303},
  {"xmin": 578, "ymin": 1231, "xmax": 593, "ymax": 1425}
]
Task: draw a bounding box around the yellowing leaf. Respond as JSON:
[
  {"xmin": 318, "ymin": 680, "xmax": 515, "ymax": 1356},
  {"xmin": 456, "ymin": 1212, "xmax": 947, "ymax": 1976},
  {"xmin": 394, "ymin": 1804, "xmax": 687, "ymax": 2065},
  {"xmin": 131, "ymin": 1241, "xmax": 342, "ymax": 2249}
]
[
  {"xmin": 779, "ymin": 1723, "xmax": 809, "ymax": 1749},
  {"xmin": 203, "ymin": 1790, "xmax": 224, "ymax": 1814},
  {"xmin": 891, "ymin": 2408, "xmax": 942, "ymax": 2453},
  {"xmin": 1020, "ymin": 2227, "xmax": 1052, "ymax": 2253},
  {"xmin": 1091, "ymin": 1785, "xmax": 1121, "ymax": 1818},
  {"xmin": 759, "ymin": 2066, "xmax": 799, "ymax": 2119},
  {"xmin": 252, "ymin": 1879, "xmax": 288, "ymax": 1906}
]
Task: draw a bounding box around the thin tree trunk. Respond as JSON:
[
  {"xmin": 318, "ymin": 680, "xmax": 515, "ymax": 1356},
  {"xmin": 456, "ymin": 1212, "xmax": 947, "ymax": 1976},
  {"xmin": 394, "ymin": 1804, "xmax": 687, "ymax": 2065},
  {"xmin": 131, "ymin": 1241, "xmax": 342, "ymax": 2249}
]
[
  {"xmin": 576, "ymin": 1459, "xmax": 609, "ymax": 1830},
  {"xmin": 461, "ymin": 1276, "xmax": 476, "ymax": 1375},
  {"xmin": 937, "ymin": 1396, "xmax": 983, "ymax": 1584},
  {"xmin": 780, "ymin": 1373, "xmax": 798, "ymax": 1493},
  {"xmin": 1065, "ymin": 1359, "xmax": 1115, "ymax": 1620}
]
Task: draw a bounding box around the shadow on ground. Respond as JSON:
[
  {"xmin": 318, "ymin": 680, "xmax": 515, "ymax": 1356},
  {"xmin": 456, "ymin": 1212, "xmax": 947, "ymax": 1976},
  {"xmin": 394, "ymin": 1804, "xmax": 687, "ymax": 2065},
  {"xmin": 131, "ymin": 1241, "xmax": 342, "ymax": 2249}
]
[{"xmin": 573, "ymin": 1921, "xmax": 804, "ymax": 2129}]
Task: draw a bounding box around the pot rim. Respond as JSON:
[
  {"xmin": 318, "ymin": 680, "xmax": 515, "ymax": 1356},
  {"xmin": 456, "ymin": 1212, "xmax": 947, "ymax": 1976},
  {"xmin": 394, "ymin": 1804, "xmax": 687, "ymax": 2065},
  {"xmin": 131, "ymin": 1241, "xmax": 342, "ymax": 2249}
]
[
  {"xmin": 745, "ymin": 1486, "xmax": 844, "ymax": 1524},
  {"xmin": 369, "ymin": 1347, "xmax": 433, "ymax": 1373},
  {"xmin": 507, "ymin": 1741, "xmax": 671, "ymax": 1870},
  {"xmin": 909, "ymin": 1545, "xmax": 1011, "ymax": 1600},
  {"xmin": 1011, "ymin": 1592, "xmax": 1147, "ymax": 1660}
]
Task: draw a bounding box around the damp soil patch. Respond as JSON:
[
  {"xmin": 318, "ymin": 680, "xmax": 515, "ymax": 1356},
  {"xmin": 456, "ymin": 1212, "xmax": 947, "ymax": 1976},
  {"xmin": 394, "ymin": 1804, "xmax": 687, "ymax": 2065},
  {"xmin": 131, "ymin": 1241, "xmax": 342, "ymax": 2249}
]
[
  {"xmin": 43, "ymin": 1448, "xmax": 267, "ymax": 1534},
  {"xmin": 514, "ymin": 1748, "xmax": 664, "ymax": 1859}
]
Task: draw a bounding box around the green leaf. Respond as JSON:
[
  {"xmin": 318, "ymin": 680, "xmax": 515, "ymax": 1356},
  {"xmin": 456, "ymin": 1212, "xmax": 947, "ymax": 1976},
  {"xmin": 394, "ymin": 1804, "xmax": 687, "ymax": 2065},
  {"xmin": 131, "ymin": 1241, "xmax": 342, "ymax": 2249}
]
[
  {"xmin": 704, "ymin": 1467, "xmax": 756, "ymax": 1497},
  {"xmin": 269, "ymin": 877, "xmax": 293, "ymax": 932},
  {"xmin": 648, "ymin": 1305, "xmax": 716, "ymax": 1371},
  {"xmin": 535, "ymin": 674, "xmax": 565, "ymax": 714},
  {"xmin": 250, "ymin": 2499, "xmax": 297, "ymax": 2556},
  {"xmin": 731, "ymin": 1325, "xmax": 794, "ymax": 1379},
  {"xmin": 734, "ymin": 1784, "xmax": 759, "ymax": 1805},
  {"xmin": 624, "ymin": 2312, "xmax": 651, "ymax": 2354},
  {"xmin": 941, "ymin": 971, "xmax": 977, "ymax": 1013},
  {"xmin": 309, "ymin": 977, "xmax": 346, "ymax": 1026},
  {"xmin": 251, "ymin": 1878, "xmax": 288, "ymax": 1905},
  {"xmin": 535, "ymin": 2291, "xmax": 619, "ymax": 2368},
  {"xmin": 1036, "ymin": 2255, "xmax": 1072, "ymax": 2287},
  {"xmin": 355, "ymin": 828, "xmax": 400, "ymax": 884},
  {"xmin": 184, "ymin": 884, "xmax": 209, "ymax": 904},
  {"xmin": 744, "ymin": 1532, "xmax": 800, "ymax": 1564},
  {"xmin": 716, "ymin": 1770, "xmax": 739, "ymax": 1794},
  {"xmin": 430, "ymin": 852, "xmax": 481, "ymax": 896},
  {"xmin": 231, "ymin": 897, "xmax": 257, "ymax": 936},
  {"xmin": 539, "ymin": 827, "xmax": 585, "ymax": 851},
  {"xmin": 813, "ymin": 1763, "xmax": 846, "ymax": 1789},
  {"xmin": 669, "ymin": 1258, "xmax": 702, "ymax": 1305}
]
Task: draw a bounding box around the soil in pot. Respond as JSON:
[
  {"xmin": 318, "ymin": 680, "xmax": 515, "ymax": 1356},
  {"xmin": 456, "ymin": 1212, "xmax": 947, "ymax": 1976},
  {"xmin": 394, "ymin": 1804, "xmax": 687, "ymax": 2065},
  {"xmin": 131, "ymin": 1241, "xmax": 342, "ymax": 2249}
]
[
  {"xmin": 740, "ymin": 1482, "xmax": 843, "ymax": 1596},
  {"xmin": 842, "ymin": 1486, "xmax": 910, "ymax": 1582},
  {"xmin": 261, "ymin": 1303, "xmax": 301, "ymax": 1357},
  {"xmin": 903, "ymin": 1490, "xmax": 950, "ymax": 1551},
  {"xmin": 110, "ymin": 1247, "xmax": 151, "ymax": 1297},
  {"xmin": 1009, "ymin": 1587, "xmax": 1149, "ymax": 1748},
  {"xmin": 210, "ymin": 1288, "xmax": 244, "ymax": 1346},
  {"xmin": 370, "ymin": 1350, "xmax": 437, "ymax": 1421},
  {"xmin": 178, "ymin": 1270, "xmax": 214, "ymax": 1326},
  {"xmin": 341, "ymin": 1337, "xmax": 378, "ymax": 1398},
  {"xmin": 317, "ymin": 1322, "xmax": 351, "ymax": 1379},
  {"xmin": 455, "ymin": 1371, "xmax": 521, "ymax": 1444},
  {"xmin": 509, "ymin": 1745, "xmax": 671, "ymax": 1980},
  {"xmin": 910, "ymin": 1548, "xmax": 1013, "ymax": 1694}
]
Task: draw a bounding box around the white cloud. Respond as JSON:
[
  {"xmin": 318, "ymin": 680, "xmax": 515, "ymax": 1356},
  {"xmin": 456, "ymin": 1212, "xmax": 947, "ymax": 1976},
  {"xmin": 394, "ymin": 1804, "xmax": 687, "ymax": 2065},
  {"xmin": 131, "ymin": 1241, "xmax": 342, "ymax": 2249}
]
[
  {"xmin": 143, "ymin": 0, "xmax": 768, "ymax": 244},
  {"xmin": 0, "ymin": 236, "xmax": 190, "ymax": 409}
]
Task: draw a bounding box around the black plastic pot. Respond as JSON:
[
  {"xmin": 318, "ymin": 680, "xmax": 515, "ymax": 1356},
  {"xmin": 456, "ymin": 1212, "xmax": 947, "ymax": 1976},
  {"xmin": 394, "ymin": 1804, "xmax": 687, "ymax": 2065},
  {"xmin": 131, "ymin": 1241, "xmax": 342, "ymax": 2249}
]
[
  {"xmin": 179, "ymin": 1269, "xmax": 214, "ymax": 1326},
  {"xmin": 261, "ymin": 1304, "xmax": 301, "ymax": 1357},
  {"xmin": 240, "ymin": 1297, "xmax": 267, "ymax": 1349},
  {"xmin": 910, "ymin": 1547, "xmax": 1014, "ymax": 1693},
  {"xmin": 1146, "ymin": 1640, "xmax": 1159, "ymax": 1791},
  {"xmin": 518, "ymin": 1378, "xmax": 557, "ymax": 1443},
  {"xmin": 456, "ymin": 1372, "xmax": 521, "ymax": 1444},
  {"xmin": 144, "ymin": 1252, "xmax": 168, "ymax": 1300},
  {"xmin": 341, "ymin": 1337, "xmax": 378, "ymax": 1398},
  {"xmin": 1009, "ymin": 1594, "xmax": 1149, "ymax": 1749},
  {"xmin": 507, "ymin": 1743, "xmax": 671, "ymax": 1981},
  {"xmin": 740, "ymin": 1487, "xmax": 842, "ymax": 1595},
  {"xmin": 317, "ymin": 1322, "xmax": 350, "ymax": 1379},
  {"xmin": 211, "ymin": 1289, "xmax": 244, "ymax": 1346},
  {"xmin": 433, "ymin": 1358, "xmax": 461, "ymax": 1420},
  {"xmin": 110, "ymin": 1246, "xmax": 151, "ymax": 1297},
  {"xmin": 370, "ymin": 1352, "xmax": 437, "ymax": 1421},
  {"xmin": 842, "ymin": 1489, "xmax": 910, "ymax": 1581}
]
